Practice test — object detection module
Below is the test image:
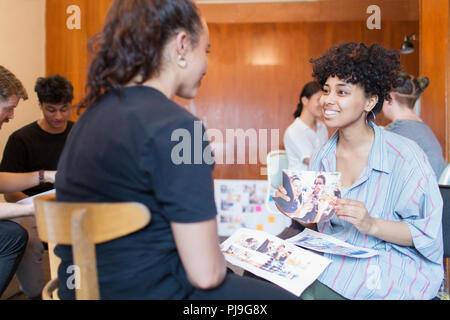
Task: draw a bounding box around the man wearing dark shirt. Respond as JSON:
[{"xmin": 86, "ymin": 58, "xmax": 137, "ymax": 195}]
[
  {"xmin": 0, "ymin": 74, "xmax": 74, "ymax": 299},
  {"xmin": 0, "ymin": 74, "xmax": 74, "ymax": 202}
]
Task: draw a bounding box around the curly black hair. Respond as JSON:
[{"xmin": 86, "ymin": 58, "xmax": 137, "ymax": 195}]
[
  {"xmin": 34, "ymin": 74, "xmax": 74, "ymax": 104},
  {"xmin": 310, "ymin": 42, "xmax": 401, "ymax": 121}
]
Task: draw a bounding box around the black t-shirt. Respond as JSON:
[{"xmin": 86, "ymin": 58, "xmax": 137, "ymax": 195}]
[
  {"xmin": 0, "ymin": 121, "xmax": 74, "ymax": 196},
  {"xmin": 54, "ymin": 86, "xmax": 217, "ymax": 299}
]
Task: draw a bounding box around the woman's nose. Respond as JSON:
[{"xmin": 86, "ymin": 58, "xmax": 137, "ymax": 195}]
[{"xmin": 323, "ymin": 92, "xmax": 336, "ymax": 106}]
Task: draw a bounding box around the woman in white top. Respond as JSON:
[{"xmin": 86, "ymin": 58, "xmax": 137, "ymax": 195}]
[{"xmin": 284, "ymin": 81, "xmax": 329, "ymax": 170}]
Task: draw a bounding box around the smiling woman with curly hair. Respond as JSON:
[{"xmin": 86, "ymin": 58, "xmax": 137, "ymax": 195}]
[
  {"xmin": 292, "ymin": 42, "xmax": 444, "ymax": 300},
  {"xmin": 311, "ymin": 42, "xmax": 400, "ymax": 123}
]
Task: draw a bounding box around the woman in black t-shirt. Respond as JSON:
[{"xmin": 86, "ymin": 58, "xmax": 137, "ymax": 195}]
[{"xmin": 55, "ymin": 0, "xmax": 297, "ymax": 300}]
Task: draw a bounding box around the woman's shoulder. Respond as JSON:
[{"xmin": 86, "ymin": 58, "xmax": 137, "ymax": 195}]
[
  {"xmin": 379, "ymin": 127, "xmax": 434, "ymax": 178},
  {"xmin": 84, "ymin": 87, "xmax": 202, "ymax": 139},
  {"xmin": 381, "ymin": 126, "xmax": 426, "ymax": 157},
  {"xmin": 316, "ymin": 120, "xmax": 328, "ymax": 131},
  {"xmin": 284, "ymin": 118, "xmax": 309, "ymax": 138},
  {"xmin": 385, "ymin": 119, "xmax": 429, "ymax": 134},
  {"xmin": 123, "ymin": 86, "xmax": 200, "ymax": 126}
]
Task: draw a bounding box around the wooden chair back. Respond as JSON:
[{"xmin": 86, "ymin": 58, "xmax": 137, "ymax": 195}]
[{"xmin": 34, "ymin": 193, "xmax": 151, "ymax": 300}]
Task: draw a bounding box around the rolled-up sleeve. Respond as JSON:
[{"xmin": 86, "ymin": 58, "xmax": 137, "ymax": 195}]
[{"xmin": 394, "ymin": 171, "xmax": 443, "ymax": 264}]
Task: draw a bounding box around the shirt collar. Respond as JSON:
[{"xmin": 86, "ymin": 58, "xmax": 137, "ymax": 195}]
[
  {"xmin": 367, "ymin": 123, "xmax": 392, "ymax": 174},
  {"xmin": 320, "ymin": 122, "xmax": 392, "ymax": 174}
]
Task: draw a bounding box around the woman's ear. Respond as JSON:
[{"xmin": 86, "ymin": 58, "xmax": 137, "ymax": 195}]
[
  {"xmin": 175, "ymin": 31, "xmax": 187, "ymax": 55},
  {"xmin": 386, "ymin": 92, "xmax": 394, "ymax": 105},
  {"xmin": 174, "ymin": 31, "xmax": 188, "ymax": 68},
  {"xmin": 301, "ymin": 96, "xmax": 309, "ymax": 107},
  {"xmin": 365, "ymin": 94, "xmax": 379, "ymax": 113}
]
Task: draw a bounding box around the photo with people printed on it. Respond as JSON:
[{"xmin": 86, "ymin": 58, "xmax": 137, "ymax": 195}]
[
  {"xmin": 221, "ymin": 228, "xmax": 332, "ymax": 296},
  {"xmin": 223, "ymin": 233, "xmax": 312, "ymax": 281},
  {"xmin": 273, "ymin": 170, "xmax": 341, "ymax": 224}
]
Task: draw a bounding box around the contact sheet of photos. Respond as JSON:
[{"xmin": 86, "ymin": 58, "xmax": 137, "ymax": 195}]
[
  {"xmin": 214, "ymin": 179, "xmax": 290, "ymax": 237},
  {"xmin": 221, "ymin": 228, "xmax": 331, "ymax": 296}
]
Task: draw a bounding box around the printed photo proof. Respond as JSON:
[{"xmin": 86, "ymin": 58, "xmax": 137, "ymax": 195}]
[
  {"xmin": 287, "ymin": 228, "xmax": 379, "ymax": 259},
  {"xmin": 272, "ymin": 170, "xmax": 341, "ymax": 224},
  {"xmin": 221, "ymin": 228, "xmax": 331, "ymax": 296}
]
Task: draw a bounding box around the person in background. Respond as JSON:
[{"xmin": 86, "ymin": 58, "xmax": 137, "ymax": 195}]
[
  {"xmin": 0, "ymin": 65, "xmax": 55, "ymax": 298},
  {"xmin": 0, "ymin": 74, "xmax": 74, "ymax": 202},
  {"xmin": 54, "ymin": 0, "xmax": 296, "ymax": 300},
  {"xmin": 284, "ymin": 81, "xmax": 329, "ymax": 171},
  {"xmin": 277, "ymin": 42, "xmax": 443, "ymax": 300},
  {"xmin": 382, "ymin": 71, "xmax": 446, "ymax": 179},
  {"xmin": 0, "ymin": 73, "xmax": 73, "ymax": 300},
  {"xmin": 278, "ymin": 82, "xmax": 329, "ymax": 240},
  {"xmin": 305, "ymin": 42, "xmax": 443, "ymax": 300}
]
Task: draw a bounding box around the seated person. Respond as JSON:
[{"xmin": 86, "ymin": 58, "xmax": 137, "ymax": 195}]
[
  {"xmin": 0, "ymin": 65, "xmax": 55, "ymax": 298},
  {"xmin": 382, "ymin": 71, "xmax": 446, "ymax": 179},
  {"xmin": 284, "ymin": 81, "xmax": 329, "ymax": 171},
  {"xmin": 299, "ymin": 42, "xmax": 443, "ymax": 300},
  {"xmin": 0, "ymin": 73, "xmax": 74, "ymax": 202},
  {"xmin": 53, "ymin": 0, "xmax": 297, "ymax": 300},
  {"xmin": 0, "ymin": 73, "xmax": 70, "ymax": 299}
]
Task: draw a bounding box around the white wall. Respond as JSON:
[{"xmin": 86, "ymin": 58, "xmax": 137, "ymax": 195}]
[
  {"xmin": 0, "ymin": 0, "xmax": 46, "ymax": 157},
  {"xmin": 0, "ymin": 0, "xmax": 45, "ymax": 203}
]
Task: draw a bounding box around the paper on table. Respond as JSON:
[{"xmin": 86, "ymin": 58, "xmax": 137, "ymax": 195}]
[
  {"xmin": 17, "ymin": 189, "xmax": 56, "ymax": 205},
  {"xmin": 286, "ymin": 228, "xmax": 379, "ymax": 258},
  {"xmin": 221, "ymin": 228, "xmax": 331, "ymax": 296}
]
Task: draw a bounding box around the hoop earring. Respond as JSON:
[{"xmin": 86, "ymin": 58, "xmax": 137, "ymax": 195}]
[
  {"xmin": 177, "ymin": 55, "xmax": 187, "ymax": 68},
  {"xmin": 367, "ymin": 110, "xmax": 376, "ymax": 124}
]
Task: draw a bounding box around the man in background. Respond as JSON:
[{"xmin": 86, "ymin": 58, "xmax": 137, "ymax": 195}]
[
  {"xmin": 0, "ymin": 74, "xmax": 74, "ymax": 202},
  {"xmin": 0, "ymin": 74, "xmax": 74, "ymax": 299}
]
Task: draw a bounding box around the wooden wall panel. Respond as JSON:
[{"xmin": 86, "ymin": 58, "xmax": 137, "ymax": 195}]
[
  {"xmin": 176, "ymin": 22, "xmax": 419, "ymax": 179},
  {"xmin": 419, "ymin": 0, "xmax": 450, "ymax": 162},
  {"xmin": 46, "ymin": 0, "xmax": 113, "ymax": 121},
  {"xmin": 46, "ymin": 0, "xmax": 89, "ymax": 119},
  {"xmin": 198, "ymin": 0, "xmax": 419, "ymax": 23},
  {"xmin": 46, "ymin": 0, "xmax": 419, "ymax": 180}
]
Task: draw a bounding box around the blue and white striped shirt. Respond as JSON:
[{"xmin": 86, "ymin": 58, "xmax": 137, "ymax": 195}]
[{"xmin": 310, "ymin": 123, "xmax": 444, "ymax": 300}]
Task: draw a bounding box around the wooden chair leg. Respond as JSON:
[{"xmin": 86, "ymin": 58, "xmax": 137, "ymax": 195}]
[
  {"xmin": 445, "ymin": 258, "xmax": 450, "ymax": 293},
  {"xmin": 42, "ymin": 278, "xmax": 59, "ymax": 300},
  {"xmin": 48, "ymin": 242, "xmax": 61, "ymax": 280}
]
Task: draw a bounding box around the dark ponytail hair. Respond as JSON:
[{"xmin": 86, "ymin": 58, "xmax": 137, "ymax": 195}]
[
  {"xmin": 391, "ymin": 71, "xmax": 429, "ymax": 109},
  {"xmin": 79, "ymin": 0, "xmax": 203, "ymax": 110},
  {"xmin": 293, "ymin": 81, "xmax": 321, "ymax": 118}
]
